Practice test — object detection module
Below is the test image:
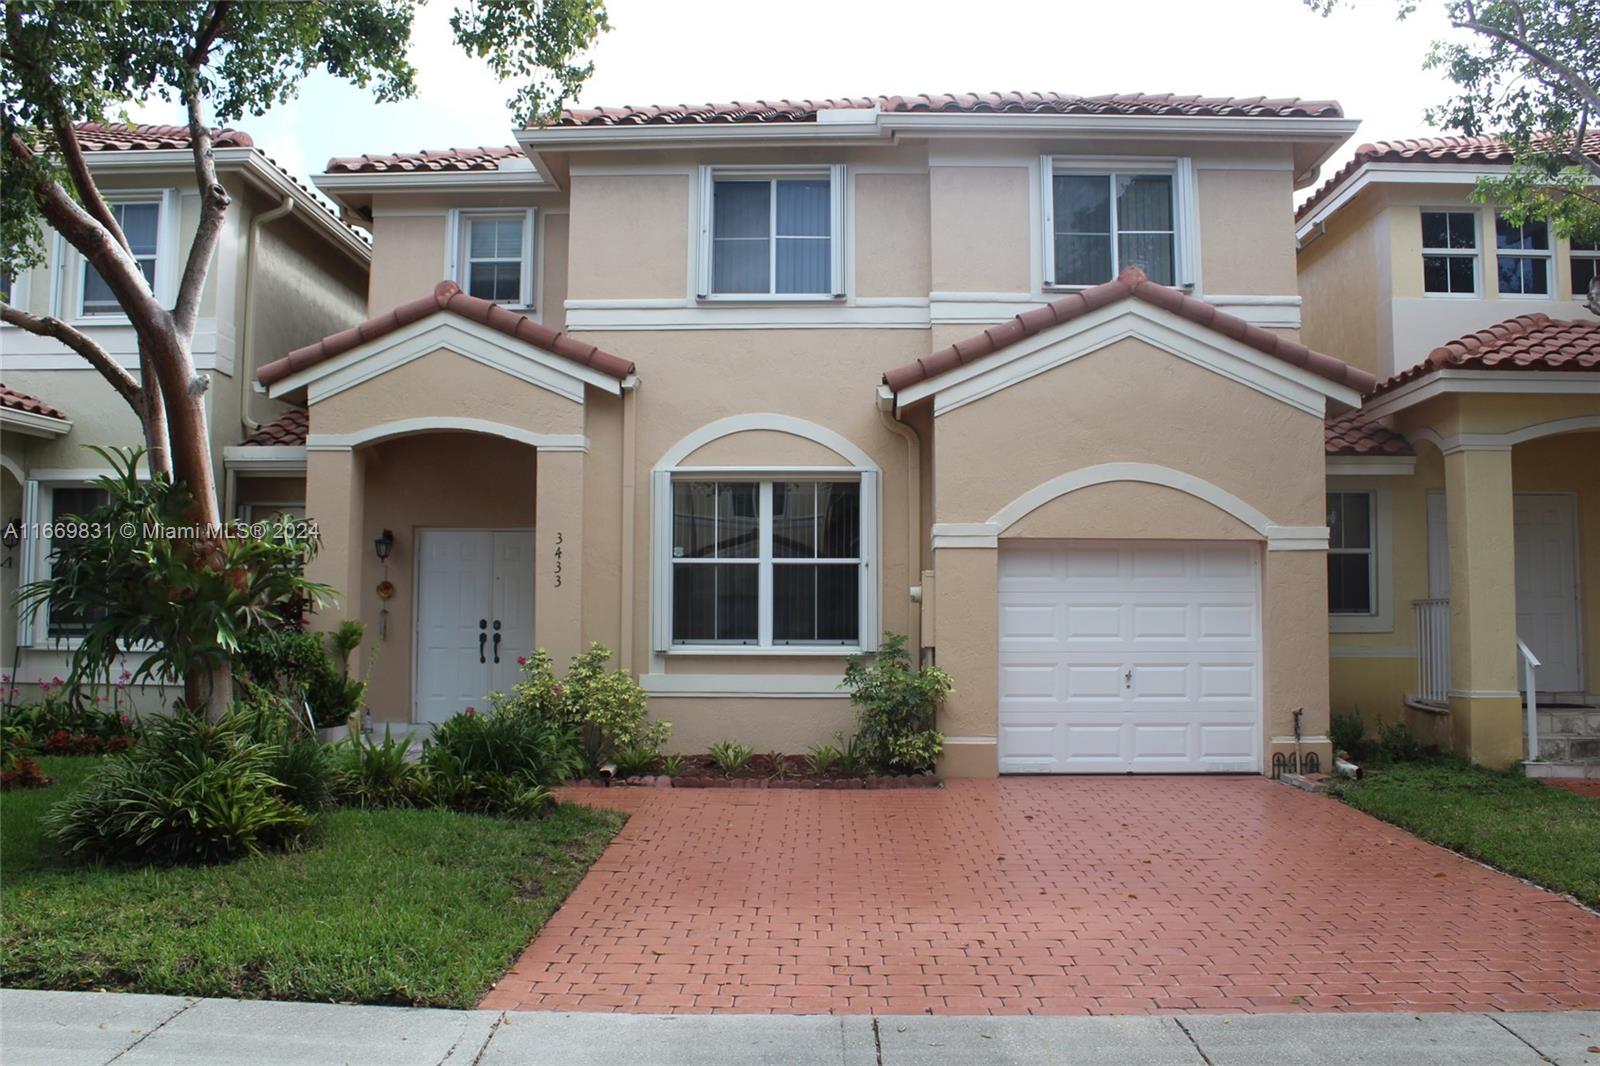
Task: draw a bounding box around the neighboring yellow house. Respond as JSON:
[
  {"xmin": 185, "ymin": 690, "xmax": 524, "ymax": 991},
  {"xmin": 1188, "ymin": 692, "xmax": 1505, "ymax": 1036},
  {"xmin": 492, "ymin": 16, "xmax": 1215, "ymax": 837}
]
[
  {"xmin": 246, "ymin": 92, "xmax": 1378, "ymax": 777},
  {"xmin": 1298, "ymin": 134, "xmax": 1600, "ymax": 779},
  {"xmin": 0, "ymin": 123, "xmax": 371, "ymax": 710}
]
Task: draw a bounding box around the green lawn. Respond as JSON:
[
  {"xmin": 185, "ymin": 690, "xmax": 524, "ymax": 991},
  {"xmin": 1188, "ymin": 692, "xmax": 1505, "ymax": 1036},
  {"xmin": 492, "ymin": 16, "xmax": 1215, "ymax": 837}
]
[
  {"xmin": 1, "ymin": 756, "xmax": 624, "ymax": 1008},
  {"xmin": 1334, "ymin": 759, "xmax": 1600, "ymax": 907}
]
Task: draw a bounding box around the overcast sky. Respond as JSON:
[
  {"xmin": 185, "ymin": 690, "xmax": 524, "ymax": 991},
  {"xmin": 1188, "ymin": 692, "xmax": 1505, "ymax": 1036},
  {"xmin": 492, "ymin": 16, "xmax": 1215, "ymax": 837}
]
[{"xmin": 131, "ymin": 0, "xmax": 1463, "ymax": 205}]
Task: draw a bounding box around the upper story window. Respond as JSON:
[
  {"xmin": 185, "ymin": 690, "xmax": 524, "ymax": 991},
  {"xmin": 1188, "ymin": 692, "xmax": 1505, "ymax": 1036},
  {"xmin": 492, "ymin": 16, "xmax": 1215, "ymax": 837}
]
[
  {"xmin": 451, "ymin": 209, "xmax": 534, "ymax": 309},
  {"xmin": 1572, "ymin": 236, "xmax": 1600, "ymax": 299},
  {"xmin": 81, "ymin": 200, "xmax": 159, "ymax": 316},
  {"xmin": 1495, "ymin": 214, "xmax": 1551, "ymax": 296},
  {"xmin": 697, "ymin": 165, "xmax": 844, "ymax": 300},
  {"xmin": 1421, "ymin": 210, "xmax": 1478, "ymax": 296},
  {"xmin": 1043, "ymin": 158, "xmax": 1197, "ymax": 291}
]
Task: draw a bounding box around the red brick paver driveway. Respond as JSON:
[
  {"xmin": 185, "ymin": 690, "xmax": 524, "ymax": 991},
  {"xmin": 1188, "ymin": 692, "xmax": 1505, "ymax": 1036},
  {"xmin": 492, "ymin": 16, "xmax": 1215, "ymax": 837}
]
[{"xmin": 481, "ymin": 777, "xmax": 1600, "ymax": 1015}]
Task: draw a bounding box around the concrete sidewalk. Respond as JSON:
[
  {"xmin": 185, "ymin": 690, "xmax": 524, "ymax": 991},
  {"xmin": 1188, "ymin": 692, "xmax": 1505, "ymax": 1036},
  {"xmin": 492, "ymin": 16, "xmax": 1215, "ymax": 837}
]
[{"xmin": 3, "ymin": 990, "xmax": 1598, "ymax": 1065}]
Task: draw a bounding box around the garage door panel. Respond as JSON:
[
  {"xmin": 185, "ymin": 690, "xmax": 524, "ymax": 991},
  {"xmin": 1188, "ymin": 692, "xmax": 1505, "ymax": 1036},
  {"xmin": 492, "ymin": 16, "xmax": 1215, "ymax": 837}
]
[{"xmin": 998, "ymin": 541, "xmax": 1261, "ymax": 774}]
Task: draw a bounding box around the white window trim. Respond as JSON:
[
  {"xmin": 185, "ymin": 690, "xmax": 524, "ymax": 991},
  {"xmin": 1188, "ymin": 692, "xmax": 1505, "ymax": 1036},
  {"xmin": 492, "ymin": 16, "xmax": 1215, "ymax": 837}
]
[
  {"xmin": 655, "ymin": 471, "xmax": 877, "ymax": 653},
  {"xmin": 1494, "ymin": 212, "xmax": 1554, "ymax": 299},
  {"xmin": 1041, "ymin": 156, "xmax": 1199, "ymax": 293},
  {"xmin": 696, "ymin": 164, "xmax": 846, "ymax": 302},
  {"xmin": 1420, "ymin": 207, "xmax": 1481, "ymax": 299},
  {"xmin": 26, "ymin": 481, "xmax": 112, "ymax": 648},
  {"xmin": 445, "ymin": 208, "xmax": 537, "ymax": 311},
  {"xmin": 0, "ymin": 265, "xmax": 30, "ymax": 324},
  {"xmin": 68, "ymin": 189, "xmax": 178, "ymax": 323},
  {"xmin": 1571, "ymin": 241, "xmax": 1600, "ymax": 302},
  {"xmin": 1327, "ymin": 485, "xmax": 1393, "ymax": 633}
]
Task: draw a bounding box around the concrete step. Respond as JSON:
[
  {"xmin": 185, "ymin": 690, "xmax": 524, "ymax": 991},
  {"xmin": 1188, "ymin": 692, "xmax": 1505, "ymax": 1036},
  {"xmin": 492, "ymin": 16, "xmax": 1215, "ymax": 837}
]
[
  {"xmin": 1535, "ymin": 733, "xmax": 1600, "ymax": 762},
  {"xmin": 1524, "ymin": 759, "xmax": 1600, "ymax": 780},
  {"xmin": 1534, "ymin": 707, "xmax": 1600, "ymax": 737}
]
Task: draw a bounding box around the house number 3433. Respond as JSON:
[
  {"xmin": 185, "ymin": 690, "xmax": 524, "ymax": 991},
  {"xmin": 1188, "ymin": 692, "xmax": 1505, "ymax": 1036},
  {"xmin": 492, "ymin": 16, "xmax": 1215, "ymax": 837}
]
[{"xmin": 552, "ymin": 531, "xmax": 563, "ymax": 588}]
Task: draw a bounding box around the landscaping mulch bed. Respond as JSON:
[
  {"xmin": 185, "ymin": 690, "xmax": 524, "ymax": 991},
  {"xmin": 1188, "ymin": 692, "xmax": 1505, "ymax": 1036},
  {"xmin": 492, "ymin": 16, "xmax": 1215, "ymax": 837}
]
[{"xmin": 570, "ymin": 753, "xmax": 941, "ymax": 790}]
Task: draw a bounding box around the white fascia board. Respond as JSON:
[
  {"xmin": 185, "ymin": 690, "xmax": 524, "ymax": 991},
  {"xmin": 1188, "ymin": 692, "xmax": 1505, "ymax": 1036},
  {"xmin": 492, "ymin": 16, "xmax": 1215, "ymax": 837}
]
[
  {"xmin": 223, "ymin": 445, "xmax": 307, "ymax": 472},
  {"xmin": 894, "ymin": 299, "xmax": 1362, "ymax": 415},
  {"xmin": 0, "ymin": 408, "xmax": 72, "ymax": 438},
  {"xmin": 881, "ymin": 113, "xmax": 1360, "ymax": 142},
  {"xmin": 266, "ymin": 313, "xmax": 620, "ymax": 403},
  {"xmin": 1293, "ymin": 161, "xmax": 1556, "ymax": 240},
  {"xmin": 312, "ymin": 169, "xmax": 551, "ymax": 196},
  {"xmin": 1362, "ymin": 369, "xmax": 1600, "ymax": 420},
  {"xmin": 85, "ymin": 147, "xmax": 370, "ymax": 265},
  {"xmin": 1326, "ymin": 455, "xmax": 1417, "ymax": 477}
]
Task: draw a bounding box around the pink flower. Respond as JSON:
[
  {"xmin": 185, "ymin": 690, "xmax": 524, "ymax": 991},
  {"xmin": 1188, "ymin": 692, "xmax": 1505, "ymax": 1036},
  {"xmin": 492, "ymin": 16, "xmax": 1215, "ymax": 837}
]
[
  {"xmin": 464, "ymin": 706, "xmax": 477, "ymax": 716},
  {"xmin": 516, "ymin": 656, "xmax": 527, "ymax": 667},
  {"xmin": 119, "ymin": 714, "xmax": 131, "ymax": 726},
  {"xmin": 552, "ymin": 682, "xmax": 563, "ymax": 695}
]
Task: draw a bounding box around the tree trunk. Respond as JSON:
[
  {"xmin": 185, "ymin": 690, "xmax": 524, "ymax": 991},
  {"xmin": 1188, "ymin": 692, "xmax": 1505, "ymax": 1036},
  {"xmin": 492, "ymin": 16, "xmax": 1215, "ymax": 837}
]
[
  {"xmin": 184, "ymin": 659, "xmax": 233, "ymax": 720},
  {"xmin": 139, "ymin": 347, "xmax": 172, "ymax": 477}
]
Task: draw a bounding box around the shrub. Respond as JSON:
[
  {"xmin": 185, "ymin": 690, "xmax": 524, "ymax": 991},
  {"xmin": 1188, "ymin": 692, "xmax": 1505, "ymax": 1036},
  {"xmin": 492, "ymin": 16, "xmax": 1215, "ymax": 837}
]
[
  {"xmin": 659, "ymin": 753, "xmax": 685, "ymax": 777},
  {"xmin": 709, "ymin": 740, "xmax": 753, "ymax": 774},
  {"xmin": 1329, "ymin": 712, "xmax": 1365, "ymax": 758},
  {"xmin": 611, "ymin": 744, "xmax": 662, "ymax": 778},
  {"xmin": 231, "ymin": 695, "xmax": 333, "ymax": 812},
  {"xmin": 238, "ymin": 623, "xmax": 368, "ymax": 733},
  {"xmin": 422, "ymin": 708, "xmax": 581, "ymax": 786},
  {"xmin": 834, "ymin": 732, "xmax": 869, "ymax": 778},
  {"xmin": 805, "ymin": 743, "xmax": 843, "ymax": 777},
  {"xmin": 1376, "ymin": 719, "xmax": 1426, "ymax": 765},
  {"xmin": 842, "ymin": 634, "xmax": 951, "ymax": 774},
  {"xmin": 45, "ymin": 710, "xmax": 316, "ymax": 863},
  {"xmin": 495, "ymin": 643, "xmax": 668, "ymax": 772},
  {"xmin": 329, "ymin": 727, "xmax": 420, "ymax": 809},
  {"xmin": 1, "ymin": 676, "xmax": 139, "ymax": 752},
  {"xmin": 419, "ymin": 748, "xmax": 556, "ymax": 818}
]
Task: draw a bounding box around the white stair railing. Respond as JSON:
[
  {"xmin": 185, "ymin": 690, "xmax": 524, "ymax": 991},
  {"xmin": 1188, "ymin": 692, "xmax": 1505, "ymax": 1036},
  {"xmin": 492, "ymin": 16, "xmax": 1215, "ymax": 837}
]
[
  {"xmin": 1411, "ymin": 598, "xmax": 1450, "ymax": 707},
  {"xmin": 1518, "ymin": 638, "xmax": 1541, "ymax": 761}
]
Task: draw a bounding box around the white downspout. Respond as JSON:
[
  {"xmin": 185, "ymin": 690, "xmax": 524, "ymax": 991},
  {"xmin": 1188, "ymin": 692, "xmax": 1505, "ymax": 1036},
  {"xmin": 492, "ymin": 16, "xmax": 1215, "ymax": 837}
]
[
  {"xmin": 238, "ymin": 193, "xmax": 295, "ymax": 437},
  {"xmin": 876, "ymin": 386, "xmax": 922, "ymax": 654}
]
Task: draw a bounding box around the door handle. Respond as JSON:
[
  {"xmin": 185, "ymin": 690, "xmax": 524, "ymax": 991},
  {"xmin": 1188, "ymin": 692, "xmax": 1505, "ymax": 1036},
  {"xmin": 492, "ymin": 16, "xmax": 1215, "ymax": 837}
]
[
  {"xmin": 492, "ymin": 620, "xmax": 502, "ymax": 664},
  {"xmin": 1123, "ymin": 668, "xmax": 1132, "ymax": 690},
  {"xmin": 478, "ymin": 619, "xmax": 487, "ymax": 663}
]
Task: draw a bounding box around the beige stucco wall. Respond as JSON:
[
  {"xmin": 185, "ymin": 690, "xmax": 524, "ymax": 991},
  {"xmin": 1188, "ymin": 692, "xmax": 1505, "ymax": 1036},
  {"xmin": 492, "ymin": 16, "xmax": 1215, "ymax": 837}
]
[
  {"xmin": 1197, "ymin": 169, "xmax": 1298, "ymax": 296},
  {"xmin": 929, "ymin": 165, "xmax": 1032, "ymax": 294},
  {"xmin": 855, "ymin": 173, "xmax": 932, "ymax": 298},
  {"xmin": 1298, "ymin": 194, "xmax": 1385, "ymax": 377},
  {"xmin": 367, "ymin": 214, "xmax": 448, "ymax": 312},
  {"xmin": 567, "ymin": 174, "xmax": 689, "ymax": 299}
]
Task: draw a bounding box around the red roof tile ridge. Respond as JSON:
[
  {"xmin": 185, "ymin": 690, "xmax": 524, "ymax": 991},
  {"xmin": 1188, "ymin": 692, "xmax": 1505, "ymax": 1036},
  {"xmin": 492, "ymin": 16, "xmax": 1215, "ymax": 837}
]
[
  {"xmin": 74, "ymin": 121, "xmax": 254, "ymax": 150},
  {"xmin": 1373, "ymin": 313, "xmax": 1599, "ymax": 396},
  {"xmin": 256, "ymin": 281, "xmax": 635, "ymax": 388},
  {"xmin": 1324, "ymin": 409, "xmax": 1414, "ymax": 456},
  {"xmin": 0, "ymin": 383, "xmax": 68, "ymax": 421},
  {"xmin": 555, "ymin": 92, "xmax": 1344, "ymax": 127},
  {"xmin": 324, "ymin": 145, "xmax": 523, "ymax": 174},
  {"xmin": 882, "ymin": 267, "xmax": 1375, "ymax": 395}
]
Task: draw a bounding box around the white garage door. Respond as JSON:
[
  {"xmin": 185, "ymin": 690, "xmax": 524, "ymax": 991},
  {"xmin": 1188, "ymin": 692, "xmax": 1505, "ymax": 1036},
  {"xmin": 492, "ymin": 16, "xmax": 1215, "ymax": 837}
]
[{"xmin": 998, "ymin": 542, "xmax": 1261, "ymax": 774}]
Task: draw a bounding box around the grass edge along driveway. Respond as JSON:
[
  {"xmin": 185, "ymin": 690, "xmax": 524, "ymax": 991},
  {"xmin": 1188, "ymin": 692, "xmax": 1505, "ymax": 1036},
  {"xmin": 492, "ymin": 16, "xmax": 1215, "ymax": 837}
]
[
  {"xmin": 0, "ymin": 756, "xmax": 624, "ymax": 1008},
  {"xmin": 1333, "ymin": 759, "xmax": 1600, "ymax": 909}
]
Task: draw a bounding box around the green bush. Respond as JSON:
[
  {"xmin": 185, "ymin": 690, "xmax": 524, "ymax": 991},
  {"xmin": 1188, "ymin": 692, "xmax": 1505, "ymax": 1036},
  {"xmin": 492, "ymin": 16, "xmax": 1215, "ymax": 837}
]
[
  {"xmin": 422, "ymin": 708, "xmax": 581, "ymax": 785},
  {"xmin": 611, "ymin": 744, "xmax": 661, "ymax": 778},
  {"xmin": 1329, "ymin": 712, "xmax": 1365, "ymax": 758},
  {"xmin": 238, "ymin": 622, "xmax": 368, "ymax": 732},
  {"xmin": 230, "ymin": 695, "xmax": 332, "ymax": 812},
  {"xmin": 842, "ymin": 634, "xmax": 951, "ymax": 774},
  {"xmin": 45, "ymin": 710, "xmax": 316, "ymax": 863},
  {"xmin": 495, "ymin": 643, "xmax": 668, "ymax": 772},
  {"xmin": 1376, "ymin": 719, "xmax": 1426, "ymax": 765},
  {"xmin": 804, "ymin": 743, "xmax": 843, "ymax": 777},
  {"xmin": 329, "ymin": 727, "xmax": 420, "ymax": 809},
  {"xmin": 708, "ymin": 740, "xmax": 753, "ymax": 774}
]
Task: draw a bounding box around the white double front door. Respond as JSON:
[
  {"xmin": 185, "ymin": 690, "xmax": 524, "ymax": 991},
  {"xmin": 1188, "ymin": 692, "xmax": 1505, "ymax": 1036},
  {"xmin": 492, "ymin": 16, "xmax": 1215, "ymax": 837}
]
[{"xmin": 414, "ymin": 529, "xmax": 535, "ymax": 725}]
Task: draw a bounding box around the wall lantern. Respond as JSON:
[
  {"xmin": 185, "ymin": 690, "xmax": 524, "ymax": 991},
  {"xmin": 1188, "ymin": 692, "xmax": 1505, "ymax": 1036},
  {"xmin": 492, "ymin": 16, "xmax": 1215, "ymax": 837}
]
[
  {"xmin": 373, "ymin": 529, "xmax": 394, "ymax": 563},
  {"xmin": 1, "ymin": 519, "xmax": 19, "ymax": 568}
]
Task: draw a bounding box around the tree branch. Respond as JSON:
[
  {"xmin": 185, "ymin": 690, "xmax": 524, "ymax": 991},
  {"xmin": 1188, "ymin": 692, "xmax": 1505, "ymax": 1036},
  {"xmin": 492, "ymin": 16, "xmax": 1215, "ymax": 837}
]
[
  {"xmin": 172, "ymin": 2, "xmax": 234, "ymax": 343},
  {"xmin": 0, "ymin": 302, "xmax": 142, "ymax": 407},
  {"xmin": 51, "ymin": 118, "xmax": 131, "ymax": 254},
  {"xmin": 1452, "ymin": 15, "xmax": 1600, "ymax": 118}
]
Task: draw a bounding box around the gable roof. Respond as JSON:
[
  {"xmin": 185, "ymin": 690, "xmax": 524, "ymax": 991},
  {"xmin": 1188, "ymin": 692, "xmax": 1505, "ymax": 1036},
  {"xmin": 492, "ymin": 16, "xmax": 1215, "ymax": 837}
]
[
  {"xmin": 242, "ymin": 408, "xmax": 308, "ymax": 446},
  {"xmin": 1325, "ymin": 410, "xmax": 1412, "ymax": 456},
  {"xmin": 324, "ymin": 146, "xmax": 523, "ymax": 174},
  {"xmin": 1370, "ymin": 313, "xmax": 1600, "ymax": 397},
  {"xmin": 556, "ymin": 92, "xmax": 1344, "ymax": 127},
  {"xmin": 0, "ymin": 383, "xmax": 67, "ymax": 421},
  {"xmin": 1297, "ymin": 130, "xmax": 1600, "ymax": 223},
  {"xmin": 882, "ymin": 267, "xmax": 1375, "ymax": 395},
  {"xmin": 256, "ymin": 280, "xmax": 635, "ymax": 388}
]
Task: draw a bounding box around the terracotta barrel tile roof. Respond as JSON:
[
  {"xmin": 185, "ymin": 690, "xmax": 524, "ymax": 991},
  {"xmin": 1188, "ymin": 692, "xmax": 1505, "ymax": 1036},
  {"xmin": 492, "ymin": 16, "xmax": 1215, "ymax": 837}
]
[
  {"xmin": 242, "ymin": 408, "xmax": 308, "ymax": 446},
  {"xmin": 324, "ymin": 146, "xmax": 523, "ymax": 174},
  {"xmin": 257, "ymin": 281, "xmax": 635, "ymax": 388},
  {"xmin": 1371, "ymin": 313, "xmax": 1600, "ymax": 396},
  {"xmin": 0, "ymin": 383, "xmax": 67, "ymax": 420},
  {"xmin": 557, "ymin": 91, "xmax": 1344, "ymax": 127},
  {"xmin": 1297, "ymin": 130, "xmax": 1600, "ymax": 222},
  {"xmin": 73, "ymin": 121, "xmax": 254, "ymax": 151},
  {"xmin": 882, "ymin": 267, "xmax": 1375, "ymax": 395},
  {"xmin": 1324, "ymin": 410, "xmax": 1413, "ymax": 456}
]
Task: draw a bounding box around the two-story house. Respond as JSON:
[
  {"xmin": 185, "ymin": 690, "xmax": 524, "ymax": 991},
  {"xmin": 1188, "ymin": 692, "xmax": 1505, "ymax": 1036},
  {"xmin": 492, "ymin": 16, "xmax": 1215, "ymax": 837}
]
[
  {"xmin": 1, "ymin": 123, "xmax": 371, "ymax": 710},
  {"xmin": 1298, "ymin": 134, "xmax": 1600, "ymax": 777},
  {"xmin": 247, "ymin": 92, "xmax": 1374, "ymax": 778}
]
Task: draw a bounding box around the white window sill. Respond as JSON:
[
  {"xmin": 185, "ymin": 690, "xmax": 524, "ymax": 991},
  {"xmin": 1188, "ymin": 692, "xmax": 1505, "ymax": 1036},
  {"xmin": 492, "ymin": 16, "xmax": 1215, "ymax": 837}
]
[
  {"xmin": 67, "ymin": 314, "xmax": 134, "ymax": 327},
  {"xmin": 666, "ymin": 644, "xmax": 861, "ymax": 657},
  {"xmin": 696, "ymin": 294, "xmax": 844, "ymax": 304},
  {"xmin": 1329, "ymin": 613, "xmax": 1393, "ymax": 634},
  {"xmin": 1420, "ymin": 292, "xmax": 1480, "ymax": 300},
  {"xmin": 1498, "ymin": 292, "xmax": 1555, "ymax": 300}
]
